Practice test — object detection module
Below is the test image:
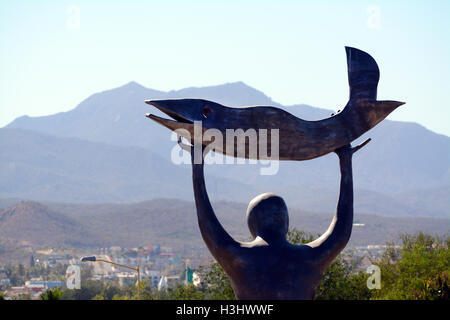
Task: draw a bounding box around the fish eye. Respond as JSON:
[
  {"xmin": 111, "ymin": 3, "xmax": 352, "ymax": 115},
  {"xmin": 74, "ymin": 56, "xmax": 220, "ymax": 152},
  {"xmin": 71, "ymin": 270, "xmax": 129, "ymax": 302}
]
[{"xmin": 202, "ymin": 106, "xmax": 212, "ymax": 118}]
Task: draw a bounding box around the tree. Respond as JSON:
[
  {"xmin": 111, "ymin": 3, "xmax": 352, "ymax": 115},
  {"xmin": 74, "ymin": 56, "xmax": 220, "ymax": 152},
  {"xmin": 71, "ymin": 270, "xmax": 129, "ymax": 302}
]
[
  {"xmin": 371, "ymin": 232, "xmax": 450, "ymax": 300},
  {"xmin": 286, "ymin": 228, "xmax": 315, "ymax": 244},
  {"xmin": 168, "ymin": 284, "xmax": 205, "ymax": 300},
  {"xmin": 314, "ymin": 254, "xmax": 371, "ymax": 300},
  {"xmin": 41, "ymin": 288, "xmax": 62, "ymax": 300},
  {"xmin": 199, "ymin": 262, "xmax": 235, "ymax": 300},
  {"xmin": 61, "ymin": 280, "xmax": 105, "ymax": 300}
]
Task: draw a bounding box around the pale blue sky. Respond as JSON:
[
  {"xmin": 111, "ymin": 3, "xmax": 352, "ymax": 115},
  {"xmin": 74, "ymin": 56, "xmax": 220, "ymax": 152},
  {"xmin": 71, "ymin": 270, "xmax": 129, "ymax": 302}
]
[{"xmin": 1, "ymin": 0, "xmax": 449, "ymax": 135}]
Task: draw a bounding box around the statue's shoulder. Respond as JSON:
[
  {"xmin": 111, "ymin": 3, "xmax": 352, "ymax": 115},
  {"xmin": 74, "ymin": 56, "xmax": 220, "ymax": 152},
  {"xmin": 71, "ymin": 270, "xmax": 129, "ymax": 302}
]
[{"xmin": 286, "ymin": 243, "xmax": 318, "ymax": 263}]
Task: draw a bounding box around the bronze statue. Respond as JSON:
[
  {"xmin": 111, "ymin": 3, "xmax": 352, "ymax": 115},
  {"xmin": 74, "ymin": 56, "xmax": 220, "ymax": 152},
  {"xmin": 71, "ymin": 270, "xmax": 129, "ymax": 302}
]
[
  {"xmin": 145, "ymin": 47, "xmax": 403, "ymax": 299},
  {"xmin": 145, "ymin": 47, "xmax": 404, "ymax": 161},
  {"xmin": 178, "ymin": 139, "xmax": 366, "ymax": 299}
]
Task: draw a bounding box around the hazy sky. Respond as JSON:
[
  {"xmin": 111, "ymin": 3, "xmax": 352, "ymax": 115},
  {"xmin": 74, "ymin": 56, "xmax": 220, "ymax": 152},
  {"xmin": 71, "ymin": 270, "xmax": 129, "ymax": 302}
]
[{"xmin": 1, "ymin": 0, "xmax": 449, "ymax": 136}]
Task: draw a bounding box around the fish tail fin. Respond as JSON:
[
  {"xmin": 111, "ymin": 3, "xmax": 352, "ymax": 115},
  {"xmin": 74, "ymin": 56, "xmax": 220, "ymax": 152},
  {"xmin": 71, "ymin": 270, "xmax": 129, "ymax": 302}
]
[{"xmin": 345, "ymin": 47, "xmax": 380, "ymax": 101}]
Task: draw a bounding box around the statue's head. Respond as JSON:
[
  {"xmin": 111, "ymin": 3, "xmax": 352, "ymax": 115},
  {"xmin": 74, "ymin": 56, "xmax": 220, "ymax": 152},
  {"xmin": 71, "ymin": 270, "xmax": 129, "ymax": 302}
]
[{"xmin": 246, "ymin": 193, "xmax": 289, "ymax": 242}]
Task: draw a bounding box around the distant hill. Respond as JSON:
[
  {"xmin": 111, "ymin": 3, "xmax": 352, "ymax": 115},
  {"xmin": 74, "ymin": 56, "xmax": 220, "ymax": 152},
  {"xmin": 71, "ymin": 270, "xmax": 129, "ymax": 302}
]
[
  {"xmin": 0, "ymin": 201, "xmax": 102, "ymax": 247},
  {"xmin": 48, "ymin": 198, "xmax": 450, "ymax": 248},
  {"xmin": 2, "ymin": 128, "xmax": 449, "ymax": 218},
  {"xmin": 0, "ymin": 199, "xmax": 448, "ymax": 256},
  {"xmin": 3, "ymin": 81, "xmax": 450, "ymax": 218},
  {"xmin": 6, "ymin": 81, "xmax": 282, "ymax": 159},
  {"xmin": 4, "ymin": 81, "xmax": 336, "ymax": 155},
  {"xmin": 0, "ymin": 128, "xmax": 260, "ymax": 204}
]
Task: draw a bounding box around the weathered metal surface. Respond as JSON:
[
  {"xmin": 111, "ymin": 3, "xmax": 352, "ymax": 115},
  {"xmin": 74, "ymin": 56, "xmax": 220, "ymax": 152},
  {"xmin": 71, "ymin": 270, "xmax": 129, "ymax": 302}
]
[{"xmin": 145, "ymin": 47, "xmax": 404, "ymax": 161}]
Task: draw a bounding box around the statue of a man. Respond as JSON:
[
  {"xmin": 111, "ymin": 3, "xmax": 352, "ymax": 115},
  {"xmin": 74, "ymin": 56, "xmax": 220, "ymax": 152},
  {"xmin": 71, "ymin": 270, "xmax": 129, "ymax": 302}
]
[{"xmin": 185, "ymin": 141, "xmax": 366, "ymax": 300}]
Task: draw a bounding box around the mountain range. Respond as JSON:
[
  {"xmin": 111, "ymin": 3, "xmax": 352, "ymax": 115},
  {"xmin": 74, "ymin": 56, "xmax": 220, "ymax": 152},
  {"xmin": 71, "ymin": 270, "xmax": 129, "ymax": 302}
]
[
  {"xmin": 2, "ymin": 81, "xmax": 450, "ymax": 219},
  {"xmin": 0, "ymin": 201, "xmax": 100, "ymax": 248},
  {"xmin": 1, "ymin": 200, "xmax": 448, "ymax": 259}
]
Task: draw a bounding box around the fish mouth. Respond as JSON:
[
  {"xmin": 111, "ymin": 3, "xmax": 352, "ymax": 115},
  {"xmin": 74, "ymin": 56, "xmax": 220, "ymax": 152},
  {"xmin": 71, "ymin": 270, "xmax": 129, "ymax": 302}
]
[{"xmin": 145, "ymin": 100, "xmax": 194, "ymax": 132}]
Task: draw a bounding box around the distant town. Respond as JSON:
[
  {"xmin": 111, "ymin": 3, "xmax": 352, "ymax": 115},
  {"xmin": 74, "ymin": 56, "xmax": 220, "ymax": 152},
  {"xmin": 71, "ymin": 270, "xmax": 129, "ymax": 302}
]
[
  {"xmin": 0, "ymin": 242, "xmax": 212, "ymax": 300},
  {"xmin": 0, "ymin": 240, "xmax": 396, "ymax": 300}
]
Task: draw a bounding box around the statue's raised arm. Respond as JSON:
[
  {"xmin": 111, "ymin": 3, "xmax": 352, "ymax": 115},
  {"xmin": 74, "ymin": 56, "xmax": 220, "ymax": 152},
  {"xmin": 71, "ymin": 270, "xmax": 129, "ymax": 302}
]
[
  {"xmin": 180, "ymin": 139, "xmax": 241, "ymax": 262},
  {"xmin": 306, "ymin": 139, "xmax": 370, "ymax": 269}
]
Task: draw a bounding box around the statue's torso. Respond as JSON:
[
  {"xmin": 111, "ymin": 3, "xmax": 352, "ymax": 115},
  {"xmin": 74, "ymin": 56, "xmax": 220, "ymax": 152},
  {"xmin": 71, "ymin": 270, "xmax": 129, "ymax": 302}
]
[{"xmin": 219, "ymin": 242, "xmax": 324, "ymax": 300}]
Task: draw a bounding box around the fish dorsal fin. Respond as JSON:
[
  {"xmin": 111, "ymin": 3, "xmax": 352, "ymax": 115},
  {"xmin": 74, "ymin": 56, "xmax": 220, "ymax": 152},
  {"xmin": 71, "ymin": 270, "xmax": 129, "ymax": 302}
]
[{"xmin": 346, "ymin": 46, "xmax": 380, "ymax": 101}]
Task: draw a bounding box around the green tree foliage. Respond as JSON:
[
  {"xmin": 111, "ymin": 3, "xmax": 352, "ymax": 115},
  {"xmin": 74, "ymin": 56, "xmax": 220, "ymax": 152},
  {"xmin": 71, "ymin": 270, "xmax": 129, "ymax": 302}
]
[
  {"xmin": 60, "ymin": 280, "xmax": 103, "ymax": 300},
  {"xmin": 314, "ymin": 254, "xmax": 371, "ymax": 300},
  {"xmin": 198, "ymin": 262, "xmax": 235, "ymax": 300},
  {"xmin": 40, "ymin": 288, "xmax": 62, "ymax": 300},
  {"xmin": 371, "ymin": 232, "xmax": 449, "ymax": 300},
  {"xmin": 168, "ymin": 284, "xmax": 205, "ymax": 300},
  {"xmin": 286, "ymin": 228, "xmax": 315, "ymax": 244}
]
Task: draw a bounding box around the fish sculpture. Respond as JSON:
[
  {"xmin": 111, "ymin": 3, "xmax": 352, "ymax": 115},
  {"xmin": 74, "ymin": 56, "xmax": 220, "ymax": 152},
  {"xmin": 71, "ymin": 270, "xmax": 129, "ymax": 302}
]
[{"xmin": 145, "ymin": 47, "xmax": 404, "ymax": 161}]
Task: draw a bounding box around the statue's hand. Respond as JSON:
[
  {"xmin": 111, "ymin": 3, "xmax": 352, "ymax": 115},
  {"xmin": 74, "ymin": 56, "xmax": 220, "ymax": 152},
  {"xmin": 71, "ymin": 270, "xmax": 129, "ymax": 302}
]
[
  {"xmin": 177, "ymin": 135, "xmax": 211, "ymax": 163},
  {"xmin": 177, "ymin": 135, "xmax": 194, "ymax": 154},
  {"xmin": 334, "ymin": 144, "xmax": 352, "ymax": 158},
  {"xmin": 334, "ymin": 138, "xmax": 371, "ymax": 159}
]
